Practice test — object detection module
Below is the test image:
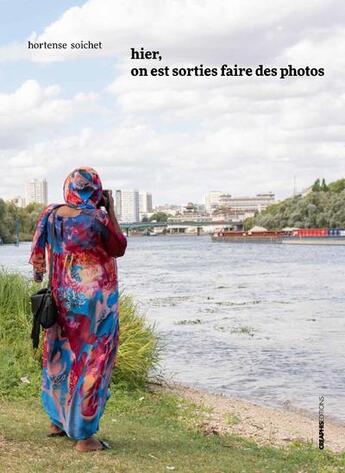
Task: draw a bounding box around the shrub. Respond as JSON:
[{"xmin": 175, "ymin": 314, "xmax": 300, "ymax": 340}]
[{"xmin": 0, "ymin": 270, "xmax": 162, "ymax": 399}]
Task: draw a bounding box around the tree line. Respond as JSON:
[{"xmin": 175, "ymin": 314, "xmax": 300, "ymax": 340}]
[
  {"xmin": 244, "ymin": 178, "xmax": 345, "ymax": 230},
  {"xmin": 1, "ymin": 177, "xmax": 344, "ymax": 242},
  {"xmin": 0, "ymin": 200, "xmax": 44, "ymax": 244}
]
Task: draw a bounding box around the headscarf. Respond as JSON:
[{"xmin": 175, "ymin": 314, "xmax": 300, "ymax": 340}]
[
  {"xmin": 63, "ymin": 167, "xmax": 103, "ymax": 209},
  {"xmin": 29, "ymin": 167, "xmax": 103, "ymax": 273}
]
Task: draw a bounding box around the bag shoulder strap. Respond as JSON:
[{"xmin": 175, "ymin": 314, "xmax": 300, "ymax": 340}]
[{"xmin": 48, "ymin": 205, "xmax": 64, "ymax": 289}]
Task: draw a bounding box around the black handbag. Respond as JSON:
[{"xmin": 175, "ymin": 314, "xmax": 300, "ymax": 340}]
[{"xmin": 30, "ymin": 208, "xmax": 60, "ymax": 349}]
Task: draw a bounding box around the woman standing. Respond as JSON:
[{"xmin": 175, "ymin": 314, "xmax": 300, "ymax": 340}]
[{"xmin": 30, "ymin": 167, "xmax": 127, "ymax": 452}]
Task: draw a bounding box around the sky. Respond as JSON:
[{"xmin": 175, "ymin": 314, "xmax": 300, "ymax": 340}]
[{"xmin": 0, "ymin": 0, "xmax": 344, "ymax": 205}]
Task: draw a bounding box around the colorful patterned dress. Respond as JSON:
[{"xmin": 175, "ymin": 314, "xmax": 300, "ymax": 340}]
[{"xmin": 29, "ymin": 168, "xmax": 127, "ymax": 440}]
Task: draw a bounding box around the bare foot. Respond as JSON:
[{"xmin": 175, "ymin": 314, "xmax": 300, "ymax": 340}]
[
  {"xmin": 47, "ymin": 423, "xmax": 65, "ymax": 436},
  {"xmin": 75, "ymin": 437, "xmax": 108, "ymax": 452}
]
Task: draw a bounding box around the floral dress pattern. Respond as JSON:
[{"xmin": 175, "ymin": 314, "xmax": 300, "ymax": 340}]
[{"xmin": 29, "ymin": 168, "xmax": 127, "ymax": 439}]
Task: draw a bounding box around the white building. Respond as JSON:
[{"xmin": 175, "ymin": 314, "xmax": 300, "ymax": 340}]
[
  {"xmin": 205, "ymin": 191, "xmax": 275, "ymax": 220},
  {"xmin": 153, "ymin": 204, "xmax": 181, "ymax": 216},
  {"xmin": 115, "ymin": 190, "xmax": 122, "ymax": 218},
  {"xmin": 25, "ymin": 178, "xmax": 48, "ymax": 205},
  {"xmin": 204, "ymin": 191, "xmax": 225, "ymax": 213},
  {"xmin": 139, "ymin": 192, "xmax": 153, "ymax": 220},
  {"xmin": 218, "ymin": 193, "xmax": 232, "ymax": 207},
  {"xmin": 117, "ymin": 190, "xmax": 140, "ymax": 222},
  {"xmin": 227, "ymin": 193, "xmax": 275, "ymax": 217}
]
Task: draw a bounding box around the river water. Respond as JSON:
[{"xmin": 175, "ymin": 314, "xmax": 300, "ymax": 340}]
[{"xmin": 1, "ymin": 237, "xmax": 344, "ymax": 422}]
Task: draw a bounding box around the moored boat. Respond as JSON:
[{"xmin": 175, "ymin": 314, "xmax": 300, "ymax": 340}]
[
  {"xmin": 211, "ymin": 227, "xmax": 345, "ymax": 245},
  {"xmin": 212, "ymin": 229, "xmax": 284, "ymax": 243},
  {"xmin": 282, "ymin": 227, "xmax": 345, "ymax": 245}
]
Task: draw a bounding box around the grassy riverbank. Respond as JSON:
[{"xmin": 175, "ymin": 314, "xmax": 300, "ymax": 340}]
[
  {"xmin": 1, "ymin": 388, "xmax": 344, "ymax": 473},
  {"xmin": 0, "ymin": 271, "xmax": 344, "ymax": 472},
  {"xmin": 0, "ymin": 270, "xmax": 161, "ymax": 398}
]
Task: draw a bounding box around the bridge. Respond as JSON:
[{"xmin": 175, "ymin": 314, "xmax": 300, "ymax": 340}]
[{"xmin": 120, "ymin": 220, "xmax": 243, "ymax": 236}]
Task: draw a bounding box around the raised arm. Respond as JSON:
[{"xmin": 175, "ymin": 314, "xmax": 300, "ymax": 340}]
[{"xmin": 97, "ymin": 192, "xmax": 127, "ymax": 258}]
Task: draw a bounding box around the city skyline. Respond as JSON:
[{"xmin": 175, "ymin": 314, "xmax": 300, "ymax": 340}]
[
  {"xmin": 2, "ymin": 165, "xmax": 299, "ymax": 206},
  {"xmin": 9, "ymin": 179, "xmax": 276, "ymax": 210},
  {"xmin": 0, "ymin": 1, "xmax": 344, "ymax": 206},
  {"xmin": 0, "ymin": 167, "xmax": 326, "ymax": 206},
  {"xmin": 10, "ymin": 177, "xmax": 277, "ymax": 224},
  {"xmin": 3, "ymin": 180, "xmax": 277, "ymax": 224},
  {"xmin": 3, "ymin": 171, "xmax": 334, "ymax": 209}
]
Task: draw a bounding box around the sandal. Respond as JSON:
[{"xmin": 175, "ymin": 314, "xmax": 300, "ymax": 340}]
[{"xmin": 99, "ymin": 440, "xmax": 111, "ymax": 450}]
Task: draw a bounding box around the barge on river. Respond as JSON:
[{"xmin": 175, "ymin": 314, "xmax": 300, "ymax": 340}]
[{"xmin": 211, "ymin": 227, "xmax": 345, "ymax": 245}]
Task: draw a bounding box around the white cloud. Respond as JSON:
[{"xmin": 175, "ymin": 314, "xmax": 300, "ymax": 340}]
[
  {"xmin": 1, "ymin": 112, "xmax": 341, "ymax": 204},
  {"xmin": 0, "ymin": 0, "xmax": 342, "ymax": 63},
  {"xmin": 0, "ymin": 80, "xmax": 100, "ymax": 149},
  {"xmin": 0, "ymin": 0, "xmax": 344, "ymax": 204}
]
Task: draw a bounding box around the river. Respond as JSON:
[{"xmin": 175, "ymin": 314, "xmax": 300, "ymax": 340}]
[{"xmin": 1, "ymin": 236, "xmax": 344, "ymax": 423}]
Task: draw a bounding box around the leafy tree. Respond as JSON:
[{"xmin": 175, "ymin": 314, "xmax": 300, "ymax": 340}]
[
  {"xmin": 149, "ymin": 212, "xmax": 171, "ymax": 222},
  {"xmin": 0, "ymin": 201, "xmax": 44, "ymax": 243},
  {"xmin": 244, "ymin": 177, "xmax": 345, "ymax": 230},
  {"xmin": 321, "ymin": 178, "xmax": 329, "ymax": 192},
  {"xmin": 312, "ymin": 178, "xmax": 321, "ymax": 192},
  {"xmin": 328, "ymin": 178, "xmax": 345, "ymax": 193},
  {"xmin": 311, "ymin": 178, "xmax": 329, "ymax": 192}
]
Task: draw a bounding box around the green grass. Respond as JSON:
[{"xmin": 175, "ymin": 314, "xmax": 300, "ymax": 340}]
[
  {"xmin": 224, "ymin": 413, "xmax": 241, "ymax": 426},
  {"xmin": 0, "ymin": 390, "xmax": 344, "ymax": 473},
  {"xmin": 0, "ymin": 270, "xmax": 162, "ymax": 398},
  {"xmin": 1, "ymin": 270, "xmax": 344, "ymax": 472}
]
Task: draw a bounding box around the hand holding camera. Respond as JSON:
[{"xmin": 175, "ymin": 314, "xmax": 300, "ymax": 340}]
[
  {"xmin": 99, "ymin": 189, "xmax": 114, "ymax": 213},
  {"xmin": 98, "ymin": 189, "xmax": 122, "ymax": 233}
]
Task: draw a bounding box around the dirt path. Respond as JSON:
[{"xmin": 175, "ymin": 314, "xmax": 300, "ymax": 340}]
[{"xmin": 150, "ymin": 381, "xmax": 345, "ymax": 453}]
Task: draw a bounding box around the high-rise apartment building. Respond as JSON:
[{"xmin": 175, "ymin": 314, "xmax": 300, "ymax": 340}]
[
  {"xmin": 139, "ymin": 192, "xmax": 153, "ymax": 218},
  {"xmin": 115, "ymin": 190, "xmax": 152, "ymax": 222},
  {"xmin": 25, "ymin": 178, "xmax": 48, "ymax": 205},
  {"xmin": 118, "ymin": 190, "xmax": 140, "ymax": 222},
  {"xmin": 115, "ymin": 190, "xmax": 122, "ymax": 218}
]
